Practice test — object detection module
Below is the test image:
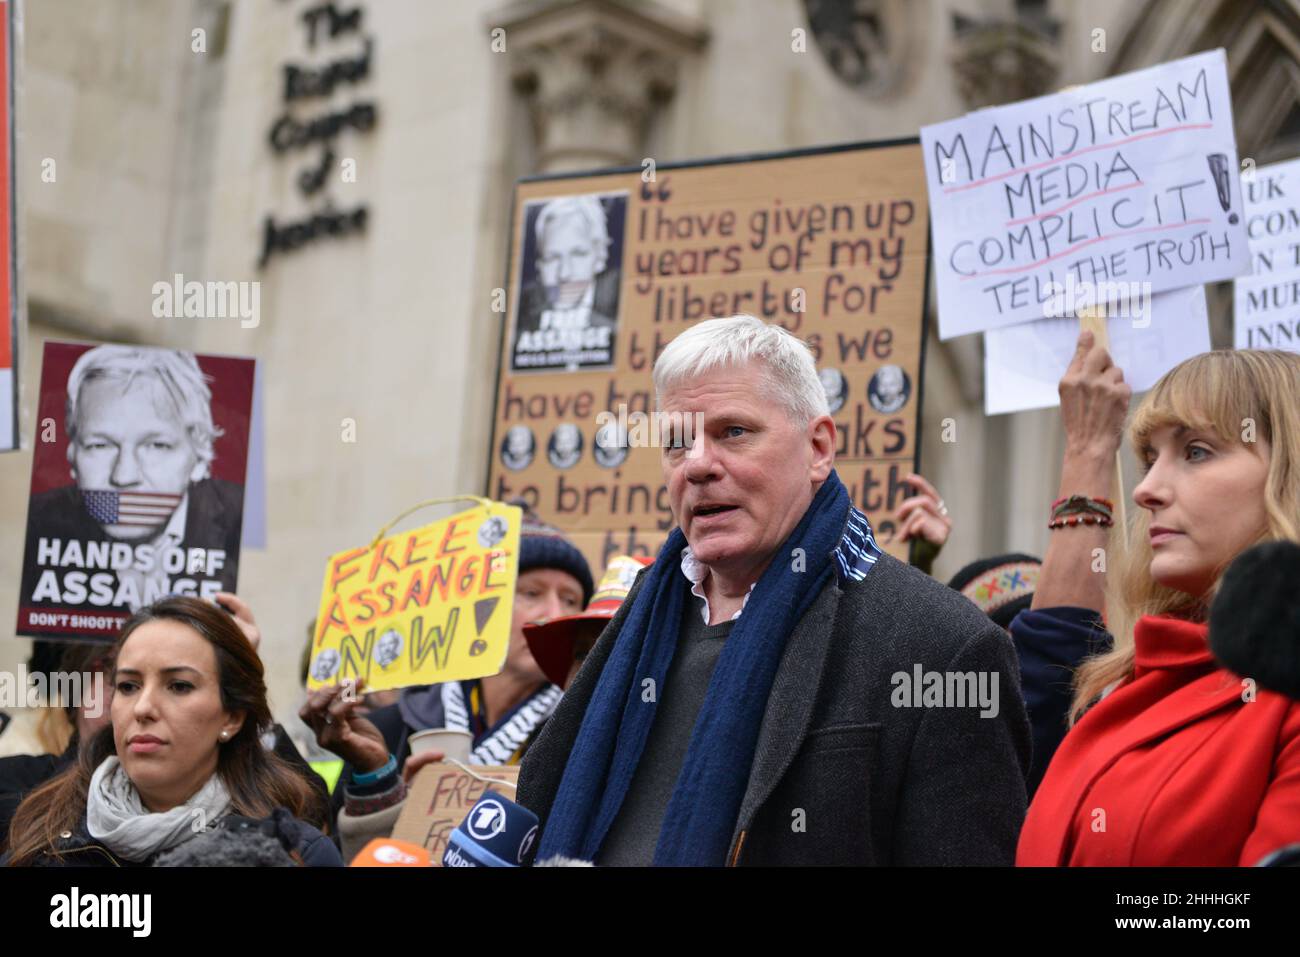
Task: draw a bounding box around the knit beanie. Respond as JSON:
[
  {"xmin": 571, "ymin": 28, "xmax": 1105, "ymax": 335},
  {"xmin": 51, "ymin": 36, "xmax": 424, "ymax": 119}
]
[
  {"xmin": 510, "ymin": 500, "xmax": 595, "ymax": 606},
  {"xmin": 947, "ymin": 553, "xmax": 1042, "ymax": 631}
]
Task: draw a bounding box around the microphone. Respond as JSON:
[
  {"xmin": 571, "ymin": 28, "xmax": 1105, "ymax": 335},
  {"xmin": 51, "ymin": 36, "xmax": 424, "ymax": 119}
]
[
  {"xmin": 1255, "ymin": 843, "xmax": 1300, "ymax": 867},
  {"xmin": 350, "ymin": 837, "xmax": 433, "ymax": 867},
  {"xmin": 441, "ymin": 790, "xmax": 540, "ymax": 868},
  {"xmin": 1208, "ymin": 540, "xmax": 1300, "ymax": 699}
]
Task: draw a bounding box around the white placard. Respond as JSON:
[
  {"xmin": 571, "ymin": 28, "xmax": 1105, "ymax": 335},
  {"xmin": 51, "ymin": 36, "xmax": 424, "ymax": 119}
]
[
  {"xmin": 1241, "ymin": 156, "xmax": 1300, "ymax": 273},
  {"xmin": 923, "ymin": 49, "xmax": 1250, "ymax": 339},
  {"xmin": 1233, "ymin": 273, "xmax": 1300, "ymax": 350},
  {"xmin": 984, "ymin": 285, "xmax": 1211, "ymax": 416},
  {"xmin": 1234, "ymin": 156, "xmax": 1300, "ymax": 352}
]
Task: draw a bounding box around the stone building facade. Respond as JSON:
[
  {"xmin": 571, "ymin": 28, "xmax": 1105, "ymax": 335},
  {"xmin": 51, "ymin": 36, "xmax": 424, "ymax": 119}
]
[{"xmin": 3, "ymin": 0, "xmax": 1297, "ymax": 741}]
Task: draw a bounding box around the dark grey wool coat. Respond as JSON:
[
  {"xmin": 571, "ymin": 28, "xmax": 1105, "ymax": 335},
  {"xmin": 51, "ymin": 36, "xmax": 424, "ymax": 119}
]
[{"xmin": 517, "ymin": 551, "xmax": 1032, "ymax": 866}]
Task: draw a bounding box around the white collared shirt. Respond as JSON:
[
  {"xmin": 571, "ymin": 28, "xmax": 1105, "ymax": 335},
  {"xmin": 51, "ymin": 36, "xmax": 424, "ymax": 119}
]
[{"xmin": 679, "ymin": 547, "xmax": 756, "ymax": 625}]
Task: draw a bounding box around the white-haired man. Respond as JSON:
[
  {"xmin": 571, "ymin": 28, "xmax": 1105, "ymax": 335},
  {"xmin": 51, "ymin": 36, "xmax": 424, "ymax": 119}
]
[
  {"xmin": 512, "ymin": 193, "xmax": 621, "ymax": 371},
  {"xmin": 20, "ymin": 345, "xmax": 244, "ymax": 621},
  {"xmin": 519, "ymin": 315, "xmax": 1030, "ymax": 866}
]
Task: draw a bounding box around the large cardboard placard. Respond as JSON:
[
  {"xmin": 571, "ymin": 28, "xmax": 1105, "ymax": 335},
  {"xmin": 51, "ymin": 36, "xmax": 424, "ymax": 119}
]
[
  {"xmin": 488, "ymin": 140, "xmax": 931, "ymax": 571},
  {"xmin": 1234, "ymin": 156, "xmax": 1300, "ymax": 352},
  {"xmin": 308, "ymin": 502, "xmax": 521, "ymax": 692},
  {"xmin": 390, "ymin": 762, "xmax": 520, "ymax": 865},
  {"xmin": 16, "ymin": 341, "xmax": 255, "ymax": 640},
  {"xmin": 923, "ymin": 49, "xmax": 1250, "ymax": 339}
]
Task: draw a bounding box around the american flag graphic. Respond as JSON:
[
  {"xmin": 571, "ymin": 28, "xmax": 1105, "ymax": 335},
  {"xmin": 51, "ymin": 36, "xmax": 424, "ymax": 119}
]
[{"xmin": 82, "ymin": 490, "xmax": 181, "ymax": 527}]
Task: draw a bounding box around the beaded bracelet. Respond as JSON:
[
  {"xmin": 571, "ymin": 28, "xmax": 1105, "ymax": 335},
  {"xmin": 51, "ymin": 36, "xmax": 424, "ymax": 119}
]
[{"xmin": 1048, "ymin": 512, "xmax": 1114, "ymax": 530}]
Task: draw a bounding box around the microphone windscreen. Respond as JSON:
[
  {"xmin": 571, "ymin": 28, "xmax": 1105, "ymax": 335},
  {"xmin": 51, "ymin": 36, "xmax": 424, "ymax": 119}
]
[
  {"xmin": 441, "ymin": 789, "xmax": 539, "ymax": 867},
  {"xmin": 1209, "ymin": 540, "xmax": 1300, "ymax": 699},
  {"xmin": 534, "ymin": 854, "xmax": 595, "ymax": 866},
  {"xmin": 153, "ymin": 828, "xmax": 296, "ymax": 867}
]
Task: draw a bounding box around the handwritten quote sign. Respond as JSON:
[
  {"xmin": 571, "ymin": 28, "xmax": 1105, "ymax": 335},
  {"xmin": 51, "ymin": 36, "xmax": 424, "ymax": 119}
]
[
  {"xmin": 1234, "ymin": 156, "xmax": 1300, "ymax": 352},
  {"xmin": 923, "ymin": 49, "xmax": 1249, "ymax": 339},
  {"xmin": 308, "ymin": 502, "xmax": 521, "ymax": 692},
  {"xmin": 488, "ymin": 141, "xmax": 931, "ymax": 571}
]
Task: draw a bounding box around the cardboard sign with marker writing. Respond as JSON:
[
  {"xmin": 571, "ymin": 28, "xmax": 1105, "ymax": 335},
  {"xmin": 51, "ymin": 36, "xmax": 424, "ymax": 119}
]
[
  {"xmin": 308, "ymin": 502, "xmax": 521, "ymax": 692},
  {"xmin": 390, "ymin": 763, "xmax": 521, "ymax": 865},
  {"xmin": 488, "ymin": 139, "xmax": 931, "ymax": 571}
]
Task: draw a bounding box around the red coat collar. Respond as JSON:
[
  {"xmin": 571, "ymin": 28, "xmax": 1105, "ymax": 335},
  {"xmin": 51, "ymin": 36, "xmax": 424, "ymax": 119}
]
[{"xmin": 1133, "ymin": 614, "xmax": 1214, "ymax": 676}]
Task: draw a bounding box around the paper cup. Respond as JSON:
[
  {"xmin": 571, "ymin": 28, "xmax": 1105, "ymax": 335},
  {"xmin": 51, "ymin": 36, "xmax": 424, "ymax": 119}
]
[{"xmin": 408, "ymin": 728, "xmax": 473, "ymax": 762}]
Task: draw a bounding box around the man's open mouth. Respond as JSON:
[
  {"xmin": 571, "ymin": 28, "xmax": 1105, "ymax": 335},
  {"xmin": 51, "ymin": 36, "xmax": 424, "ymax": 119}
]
[{"xmin": 693, "ymin": 504, "xmax": 738, "ymax": 517}]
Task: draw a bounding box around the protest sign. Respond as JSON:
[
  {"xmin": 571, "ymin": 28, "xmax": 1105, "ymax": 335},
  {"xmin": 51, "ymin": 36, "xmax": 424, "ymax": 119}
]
[
  {"xmin": 984, "ymin": 285, "xmax": 1210, "ymax": 415},
  {"xmin": 308, "ymin": 500, "xmax": 521, "ymax": 692},
  {"xmin": 0, "ymin": 2, "xmax": 17, "ymax": 452},
  {"xmin": 923, "ymin": 49, "xmax": 1250, "ymax": 339},
  {"xmin": 1234, "ymin": 156, "xmax": 1300, "ymax": 351},
  {"xmin": 240, "ymin": 363, "xmax": 267, "ymax": 549},
  {"xmin": 16, "ymin": 342, "xmax": 255, "ymax": 641},
  {"xmin": 390, "ymin": 762, "xmax": 520, "ymax": 865},
  {"xmin": 488, "ymin": 140, "xmax": 931, "ymax": 571}
]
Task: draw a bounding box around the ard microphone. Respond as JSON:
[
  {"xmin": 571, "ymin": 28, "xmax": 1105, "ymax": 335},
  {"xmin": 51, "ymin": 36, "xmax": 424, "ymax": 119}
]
[
  {"xmin": 442, "ymin": 790, "xmax": 540, "ymax": 868},
  {"xmin": 1209, "ymin": 541, "xmax": 1300, "ymax": 700}
]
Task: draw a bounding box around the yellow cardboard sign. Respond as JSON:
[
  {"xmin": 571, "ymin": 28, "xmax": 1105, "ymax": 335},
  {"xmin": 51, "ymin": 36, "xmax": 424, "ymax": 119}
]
[{"xmin": 308, "ymin": 502, "xmax": 521, "ymax": 691}]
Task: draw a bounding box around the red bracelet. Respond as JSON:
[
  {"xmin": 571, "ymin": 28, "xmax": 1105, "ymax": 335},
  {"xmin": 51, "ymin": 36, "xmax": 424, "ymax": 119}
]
[{"xmin": 1048, "ymin": 513, "xmax": 1115, "ymax": 530}]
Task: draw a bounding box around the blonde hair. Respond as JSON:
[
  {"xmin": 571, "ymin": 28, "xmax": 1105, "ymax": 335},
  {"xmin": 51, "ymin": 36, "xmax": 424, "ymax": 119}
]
[{"xmin": 1070, "ymin": 349, "xmax": 1300, "ymax": 722}]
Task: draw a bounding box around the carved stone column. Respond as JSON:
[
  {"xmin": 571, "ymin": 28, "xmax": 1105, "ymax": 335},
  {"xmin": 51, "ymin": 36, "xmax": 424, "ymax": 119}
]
[
  {"xmin": 491, "ymin": 0, "xmax": 707, "ymax": 173},
  {"xmin": 950, "ymin": 10, "xmax": 1062, "ymax": 110}
]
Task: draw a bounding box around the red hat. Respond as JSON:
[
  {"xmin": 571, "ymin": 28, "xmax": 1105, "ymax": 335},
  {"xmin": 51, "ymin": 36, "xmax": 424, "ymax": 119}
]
[{"xmin": 524, "ymin": 554, "xmax": 652, "ymax": 687}]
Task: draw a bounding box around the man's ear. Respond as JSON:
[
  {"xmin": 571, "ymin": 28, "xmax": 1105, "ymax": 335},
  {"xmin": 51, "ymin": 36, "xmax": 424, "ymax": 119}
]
[
  {"xmin": 808, "ymin": 415, "xmax": 836, "ymax": 482},
  {"xmin": 190, "ymin": 455, "xmax": 210, "ymax": 483}
]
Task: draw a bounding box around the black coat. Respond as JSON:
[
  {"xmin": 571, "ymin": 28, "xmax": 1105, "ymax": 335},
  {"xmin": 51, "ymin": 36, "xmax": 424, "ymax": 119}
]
[
  {"xmin": 0, "ymin": 747, "xmax": 74, "ymax": 853},
  {"xmin": 518, "ymin": 552, "xmax": 1032, "ymax": 866},
  {"xmin": 3, "ymin": 808, "xmax": 341, "ymax": 867},
  {"xmin": 18, "ymin": 479, "xmax": 245, "ymax": 638}
]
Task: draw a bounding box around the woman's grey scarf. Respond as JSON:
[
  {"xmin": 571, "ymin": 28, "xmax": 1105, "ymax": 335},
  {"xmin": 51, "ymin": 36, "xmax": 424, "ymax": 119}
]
[{"xmin": 86, "ymin": 756, "xmax": 232, "ymax": 862}]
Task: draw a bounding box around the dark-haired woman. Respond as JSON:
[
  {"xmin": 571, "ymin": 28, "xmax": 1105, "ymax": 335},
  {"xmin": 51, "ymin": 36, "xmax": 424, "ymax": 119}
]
[{"xmin": 4, "ymin": 597, "xmax": 340, "ymax": 866}]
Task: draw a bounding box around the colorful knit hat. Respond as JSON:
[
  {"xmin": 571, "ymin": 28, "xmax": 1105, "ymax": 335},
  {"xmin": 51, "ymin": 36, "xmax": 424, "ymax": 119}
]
[
  {"xmin": 512, "ymin": 500, "xmax": 595, "ymax": 607},
  {"xmin": 947, "ymin": 553, "xmax": 1042, "ymax": 630}
]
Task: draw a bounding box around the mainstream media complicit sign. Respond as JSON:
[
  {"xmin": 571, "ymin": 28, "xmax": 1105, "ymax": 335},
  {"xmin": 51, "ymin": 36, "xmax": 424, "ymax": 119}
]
[{"xmin": 922, "ymin": 49, "xmax": 1250, "ymax": 338}]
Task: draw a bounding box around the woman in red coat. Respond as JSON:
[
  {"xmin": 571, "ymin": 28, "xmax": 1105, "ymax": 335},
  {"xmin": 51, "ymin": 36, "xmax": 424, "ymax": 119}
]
[{"xmin": 1015, "ymin": 337, "xmax": 1300, "ymax": 866}]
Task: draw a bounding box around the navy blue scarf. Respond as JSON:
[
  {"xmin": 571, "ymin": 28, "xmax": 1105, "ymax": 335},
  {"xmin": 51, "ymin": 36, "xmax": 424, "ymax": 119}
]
[{"xmin": 536, "ymin": 470, "xmax": 852, "ymax": 866}]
